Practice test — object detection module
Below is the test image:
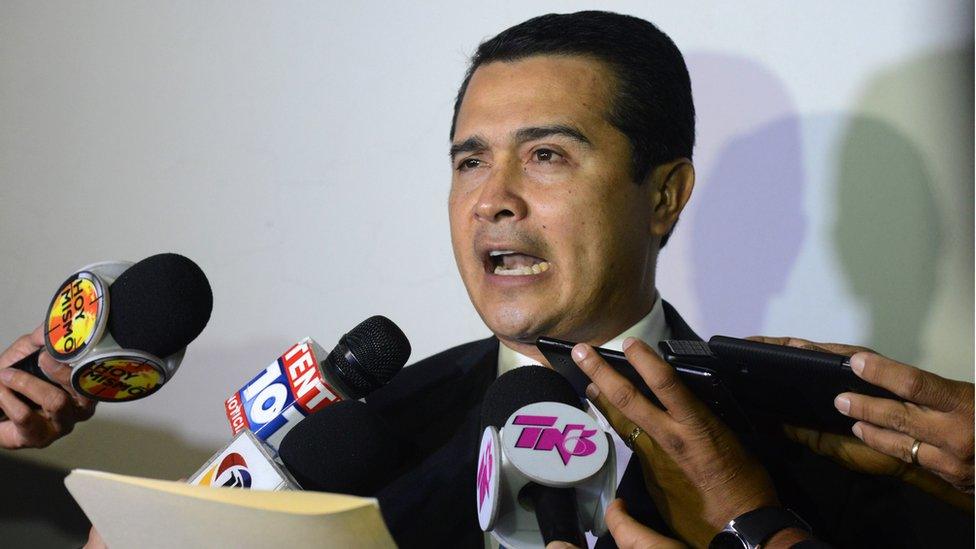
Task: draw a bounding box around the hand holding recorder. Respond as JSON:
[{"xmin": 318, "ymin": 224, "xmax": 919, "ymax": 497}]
[
  {"xmin": 572, "ymin": 337, "xmax": 813, "ymax": 549},
  {"xmin": 751, "ymin": 336, "xmax": 974, "ymax": 508}
]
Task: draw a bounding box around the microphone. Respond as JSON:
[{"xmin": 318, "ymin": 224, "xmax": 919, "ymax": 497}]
[
  {"xmin": 277, "ymin": 400, "xmax": 408, "ymax": 496},
  {"xmin": 191, "ymin": 318, "xmax": 410, "ymax": 491},
  {"xmin": 189, "ymin": 400, "xmax": 406, "ymax": 494},
  {"xmin": 7, "ymin": 253, "xmax": 212, "ymax": 404},
  {"xmin": 224, "ymin": 315, "xmax": 411, "ymax": 451},
  {"xmin": 478, "ymin": 366, "xmax": 616, "ymax": 548},
  {"xmin": 187, "ymin": 429, "xmax": 300, "ymax": 491}
]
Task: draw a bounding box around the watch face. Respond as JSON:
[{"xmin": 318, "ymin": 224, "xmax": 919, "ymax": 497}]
[{"xmin": 709, "ymin": 531, "xmax": 748, "ymax": 549}]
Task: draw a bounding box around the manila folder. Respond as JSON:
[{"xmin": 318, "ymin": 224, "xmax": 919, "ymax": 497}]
[{"xmin": 65, "ymin": 469, "xmax": 396, "ymax": 548}]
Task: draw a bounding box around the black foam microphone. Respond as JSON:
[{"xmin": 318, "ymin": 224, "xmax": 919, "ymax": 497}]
[
  {"xmin": 7, "ymin": 253, "xmax": 212, "ymax": 404},
  {"xmin": 104, "ymin": 253, "xmax": 213, "ymax": 359},
  {"xmin": 278, "ymin": 400, "xmax": 408, "ymax": 496},
  {"xmin": 480, "ymin": 366, "xmax": 589, "ymax": 548},
  {"xmin": 224, "ymin": 315, "xmax": 411, "ymax": 451}
]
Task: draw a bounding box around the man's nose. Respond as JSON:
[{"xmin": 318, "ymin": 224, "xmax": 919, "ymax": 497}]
[{"xmin": 474, "ymin": 159, "xmax": 527, "ymax": 222}]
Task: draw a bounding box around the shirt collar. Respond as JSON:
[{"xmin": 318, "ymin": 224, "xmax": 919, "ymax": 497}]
[{"xmin": 497, "ymin": 293, "xmax": 671, "ymax": 376}]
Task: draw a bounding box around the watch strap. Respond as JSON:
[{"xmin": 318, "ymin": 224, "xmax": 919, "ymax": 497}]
[{"xmin": 710, "ymin": 506, "xmax": 811, "ymax": 549}]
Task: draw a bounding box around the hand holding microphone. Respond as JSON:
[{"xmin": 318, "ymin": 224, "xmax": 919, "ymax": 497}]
[
  {"xmin": 0, "ymin": 253, "xmax": 213, "ymax": 449},
  {"xmin": 0, "ymin": 324, "xmax": 94, "ymax": 448}
]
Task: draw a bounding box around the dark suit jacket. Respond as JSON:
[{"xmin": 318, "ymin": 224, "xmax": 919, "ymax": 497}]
[{"xmin": 367, "ymin": 303, "xmax": 972, "ymax": 548}]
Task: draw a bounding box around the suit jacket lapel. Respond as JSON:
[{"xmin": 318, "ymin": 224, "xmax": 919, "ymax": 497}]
[{"xmin": 373, "ymin": 337, "xmax": 497, "ymax": 549}]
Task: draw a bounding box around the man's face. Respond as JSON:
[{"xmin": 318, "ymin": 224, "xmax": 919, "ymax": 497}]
[{"xmin": 449, "ymin": 55, "xmax": 660, "ymax": 349}]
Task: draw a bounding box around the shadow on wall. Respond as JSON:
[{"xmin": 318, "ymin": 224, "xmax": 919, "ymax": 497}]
[
  {"xmin": 685, "ymin": 48, "xmax": 969, "ymax": 372},
  {"xmin": 686, "ymin": 53, "xmax": 805, "ymax": 337},
  {"xmin": 837, "ymin": 48, "xmax": 973, "ymax": 372},
  {"xmin": 833, "ymin": 117, "xmax": 941, "ymax": 365},
  {"xmin": 0, "ymin": 418, "xmax": 214, "ymax": 548}
]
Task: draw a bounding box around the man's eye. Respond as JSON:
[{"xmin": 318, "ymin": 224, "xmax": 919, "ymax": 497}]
[
  {"xmin": 532, "ymin": 149, "xmax": 562, "ymax": 163},
  {"xmin": 457, "ymin": 158, "xmax": 482, "ymax": 172}
]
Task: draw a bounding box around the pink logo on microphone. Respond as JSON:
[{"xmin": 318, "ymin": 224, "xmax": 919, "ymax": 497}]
[
  {"xmin": 512, "ymin": 414, "xmax": 599, "ymax": 465},
  {"xmin": 477, "ymin": 436, "xmax": 494, "ymax": 510}
]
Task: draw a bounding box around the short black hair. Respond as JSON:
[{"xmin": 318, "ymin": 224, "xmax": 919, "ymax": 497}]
[{"xmin": 450, "ymin": 11, "xmax": 695, "ymax": 247}]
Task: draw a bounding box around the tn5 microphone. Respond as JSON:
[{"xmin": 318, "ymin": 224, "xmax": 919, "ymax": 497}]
[{"xmin": 478, "ymin": 366, "xmax": 616, "ymax": 549}]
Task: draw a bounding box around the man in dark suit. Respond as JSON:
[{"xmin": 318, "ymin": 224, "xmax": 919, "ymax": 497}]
[
  {"xmin": 369, "ymin": 10, "xmax": 696, "ymax": 546},
  {"xmin": 367, "ymin": 11, "xmax": 971, "ymax": 548}
]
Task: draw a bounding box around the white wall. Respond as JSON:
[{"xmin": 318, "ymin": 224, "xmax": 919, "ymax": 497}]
[{"xmin": 1, "ymin": 1, "xmax": 972, "ymax": 487}]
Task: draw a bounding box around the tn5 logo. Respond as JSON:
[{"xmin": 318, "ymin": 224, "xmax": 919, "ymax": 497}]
[{"xmin": 512, "ymin": 414, "xmax": 598, "ymax": 465}]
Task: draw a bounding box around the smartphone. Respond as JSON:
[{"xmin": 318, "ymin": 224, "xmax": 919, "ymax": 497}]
[
  {"xmin": 535, "ymin": 336, "xmax": 753, "ymax": 433},
  {"xmin": 660, "ymin": 336, "xmax": 900, "ymax": 434}
]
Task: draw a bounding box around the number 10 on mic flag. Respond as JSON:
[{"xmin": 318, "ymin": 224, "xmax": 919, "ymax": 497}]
[{"xmin": 225, "ymin": 338, "xmax": 343, "ymax": 451}]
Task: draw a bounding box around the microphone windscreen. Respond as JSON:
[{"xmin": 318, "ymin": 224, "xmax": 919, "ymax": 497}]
[
  {"xmin": 278, "ymin": 400, "xmax": 403, "ymax": 496},
  {"xmin": 107, "ymin": 253, "xmax": 213, "ymax": 357},
  {"xmin": 481, "ymin": 365, "xmax": 582, "ymax": 430},
  {"xmin": 327, "ymin": 315, "xmax": 410, "ymax": 398}
]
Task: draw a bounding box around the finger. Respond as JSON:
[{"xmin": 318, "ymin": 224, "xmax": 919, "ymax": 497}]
[
  {"xmin": 85, "ymin": 525, "xmax": 109, "ymax": 549},
  {"xmin": 0, "ymin": 333, "xmax": 42, "ymax": 369},
  {"xmin": 853, "ymin": 421, "xmax": 972, "ymax": 488},
  {"xmin": 783, "ymin": 424, "xmax": 856, "ymax": 463},
  {"xmin": 622, "ymin": 338, "xmax": 710, "ymax": 425},
  {"xmin": 837, "ymin": 392, "xmax": 947, "ymax": 445},
  {"xmin": 746, "ymin": 336, "xmax": 871, "ymax": 357},
  {"xmin": 745, "ymin": 336, "xmax": 818, "ymax": 349},
  {"xmin": 37, "ymin": 351, "xmax": 91, "ymax": 407},
  {"xmin": 588, "ymin": 390, "xmax": 663, "ymax": 459},
  {"xmin": 0, "ymin": 385, "xmax": 53, "ymax": 448},
  {"xmin": 38, "ymin": 352, "xmax": 71, "ymax": 387},
  {"xmin": 851, "ymin": 353, "xmax": 957, "ymax": 411},
  {"xmin": 782, "ymin": 424, "xmax": 833, "ymax": 454},
  {"xmin": 922, "ymin": 447, "xmax": 975, "ymax": 489},
  {"xmin": 852, "ymin": 421, "xmax": 949, "ymax": 469},
  {"xmin": 804, "ymin": 341, "xmax": 874, "ymax": 356},
  {"xmin": 30, "ymin": 323, "xmax": 46, "ymax": 348},
  {"xmin": 33, "ymin": 355, "xmax": 95, "ymax": 420},
  {"xmin": 852, "ymin": 421, "xmax": 916, "ymax": 464},
  {"xmin": 0, "ymin": 367, "xmax": 72, "ymax": 417},
  {"xmin": 573, "ymin": 343, "xmax": 669, "ymax": 434},
  {"xmin": 546, "ymin": 542, "xmax": 582, "ymax": 549},
  {"xmin": 0, "ymin": 383, "xmax": 35, "ymax": 425},
  {"xmin": 605, "ymin": 499, "xmax": 685, "ymax": 549},
  {"xmin": 587, "ymin": 390, "xmax": 638, "ymax": 440}
]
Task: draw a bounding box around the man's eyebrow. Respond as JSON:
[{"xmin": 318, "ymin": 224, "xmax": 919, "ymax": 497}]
[
  {"xmin": 448, "ymin": 125, "xmax": 591, "ymax": 160},
  {"xmin": 449, "ymin": 136, "xmax": 489, "ymax": 160},
  {"xmin": 515, "ymin": 125, "xmax": 592, "ymax": 147}
]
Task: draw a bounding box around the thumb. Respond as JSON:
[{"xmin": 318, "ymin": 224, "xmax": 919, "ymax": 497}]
[{"xmin": 606, "ymin": 499, "xmax": 686, "ymax": 548}]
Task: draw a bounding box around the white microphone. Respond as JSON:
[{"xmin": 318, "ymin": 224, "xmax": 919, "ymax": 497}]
[
  {"xmin": 187, "ymin": 429, "xmax": 299, "ymax": 491},
  {"xmin": 477, "ymin": 366, "xmax": 616, "ymax": 548}
]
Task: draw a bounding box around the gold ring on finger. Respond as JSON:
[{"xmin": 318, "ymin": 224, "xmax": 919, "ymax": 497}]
[
  {"xmin": 625, "ymin": 426, "xmax": 643, "ymax": 449},
  {"xmin": 910, "ymin": 439, "xmax": 922, "ymax": 466}
]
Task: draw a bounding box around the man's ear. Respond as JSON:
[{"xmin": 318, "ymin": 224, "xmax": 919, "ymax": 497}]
[{"xmin": 647, "ymin": 158, "xmax": 695, "ymax": 239}]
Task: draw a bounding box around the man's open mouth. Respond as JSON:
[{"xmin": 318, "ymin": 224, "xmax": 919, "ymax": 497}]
[{"xmin": 486, "ymin": 250, "xmax": 551, "ymax": 276}]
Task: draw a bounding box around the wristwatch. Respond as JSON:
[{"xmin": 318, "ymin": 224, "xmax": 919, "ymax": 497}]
[{"xmin": 709, "ymin": 506, "xmax": 811, "ymax": 549}]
